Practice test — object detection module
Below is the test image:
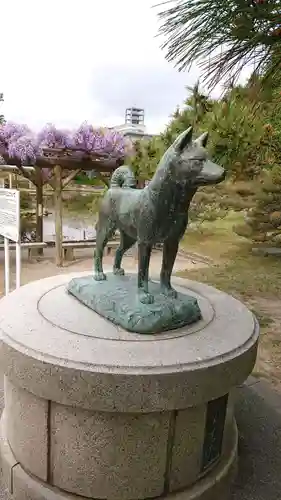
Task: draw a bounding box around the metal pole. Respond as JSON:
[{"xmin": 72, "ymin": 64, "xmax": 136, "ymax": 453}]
[
  {"xmin": 15, "ymin": 242, "xmax": 21, "ymax": 289},
  {"xmin": 4, "ymin": 237, "xmax": 10, "ymax": 295}
]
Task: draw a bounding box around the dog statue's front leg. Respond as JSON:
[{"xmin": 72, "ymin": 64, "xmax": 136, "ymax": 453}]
[
  {"xmin": 138, "ymin": 242, "xmax": 154, "ymax": 304},
  {"xmin": 160, "ymin": 239, "xmax": 179, "ymax": 298}
]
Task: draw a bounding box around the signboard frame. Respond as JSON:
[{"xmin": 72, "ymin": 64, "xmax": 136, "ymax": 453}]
[{"xmin": 0, "ymin": 188, "xmax": 21, "ymax": 295}]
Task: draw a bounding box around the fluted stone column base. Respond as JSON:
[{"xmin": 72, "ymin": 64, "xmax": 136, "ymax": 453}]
[
  {"xmin": 0, "ymin": 409, "xmax": 238, "ymax": 500},
  {"xmin": 0, "ymin": 272, "xmax": 258, "ymax": 500}
]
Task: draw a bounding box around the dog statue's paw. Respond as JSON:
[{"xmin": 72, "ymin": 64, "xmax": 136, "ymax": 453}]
[
  {"xmin": 94, "ymin": 271, "xmax": 107, "ymax": 281},
  {"xmin": 138, "ymin": 291, "xmax": 154, "ymax": 305},
  {"xmin": 160, "ymin": 285, "xmax": 178, "ymax": 299},
  {"xmin": 113, "ymin": 267, "xmax": 125, "ymax": 276}
]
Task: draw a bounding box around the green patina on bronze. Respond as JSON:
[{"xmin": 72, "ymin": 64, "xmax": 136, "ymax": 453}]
[
  {"xmin": 68, "ymin": 273, "xmax": 201, "ymax": 334},
  {"xmin": 67, "ymin": 127, "xmax": 225, "ymax": 334}
]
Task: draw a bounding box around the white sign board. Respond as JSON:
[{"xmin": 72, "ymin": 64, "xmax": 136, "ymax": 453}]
[
  {"xmin": 0, "ymin": 188, "xmax": 20, "ymax": 242},
  {"xmin": 0, "ymin": 188, "xmax": 21, "ymax": 295}
]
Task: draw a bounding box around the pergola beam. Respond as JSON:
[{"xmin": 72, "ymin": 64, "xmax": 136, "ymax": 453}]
[
  {"xmin": 62, "ymin": 169, "xmax": 82, "ymax": 189},
  {"xmin": 0, "ymin": 165, "xmax": 35, "ymax": 173},
  {"xmin": 2, "ymin": 155, "xmax": 119, "ymax": 173},
  {"xmin": 0, "ymin": 152, "xmax": 121, "ymax": 266}
]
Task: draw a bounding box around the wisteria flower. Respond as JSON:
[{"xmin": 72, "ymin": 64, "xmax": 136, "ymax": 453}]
[
  {"xmin": 0, "ymin": 122, "xmax": 30, "ymax": 142},
  {"xmin": 8, "ymin": 135, "xmax": 38, "ymax": 165},
  {"xmin": 37, "ymin": 123, "xmax": 71, "ymax": 149}
]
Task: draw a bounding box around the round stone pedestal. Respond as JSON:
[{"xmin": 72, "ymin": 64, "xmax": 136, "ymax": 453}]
[{"xmin": 0, "ymin": 272, "xmax": 259, "ymax": 500}]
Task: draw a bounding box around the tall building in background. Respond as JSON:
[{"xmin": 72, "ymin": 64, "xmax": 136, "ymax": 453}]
[
  {"xmin": 113, "ymin": 107, "xmax": 154, "ymax": 141},
  {"xmin": 125, "ymin": 107, "xmax": 145, "ymax": 127}
]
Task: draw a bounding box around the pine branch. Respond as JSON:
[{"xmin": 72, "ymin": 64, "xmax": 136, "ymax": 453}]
[{"xmin": 156, "ymin": 0, "xmax": 281, "ymax": 88}]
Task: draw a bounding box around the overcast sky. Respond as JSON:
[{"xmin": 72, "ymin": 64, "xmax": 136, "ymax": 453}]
[{"xmin": 1, "ymin": 0, "xmax": 249, "ymax": 134}]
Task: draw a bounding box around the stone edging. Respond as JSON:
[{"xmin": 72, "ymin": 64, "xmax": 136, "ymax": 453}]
[{"xmin": 178, "ymin": 249, "xmax": 214, "ymax": 265}]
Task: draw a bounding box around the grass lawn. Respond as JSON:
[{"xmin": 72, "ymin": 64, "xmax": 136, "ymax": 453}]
[{"xmin": 179, "ymin": 212, "xmax": 281, "ymax": 389}]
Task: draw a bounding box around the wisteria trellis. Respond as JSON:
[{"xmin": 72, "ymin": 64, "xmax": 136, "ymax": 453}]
[{"xmin": 0, "ymin": 121, "xmax": 130, "ymax": 166}]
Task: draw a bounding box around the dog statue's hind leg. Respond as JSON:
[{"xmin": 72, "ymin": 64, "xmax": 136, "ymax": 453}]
[
  {"xmin": 113, "ymin": 231, "xmax": 136, "ymax": 276},
  {"xmin": 160, "ymin": 238, "xmax": 179, "ymax": 298},
  {"xmin": 94, "ymin": 218, "xmax": 116, "ymax": 281},
  {"xmin": 138, "ymin": 242, "xmax": 154, "ymax": 304}
]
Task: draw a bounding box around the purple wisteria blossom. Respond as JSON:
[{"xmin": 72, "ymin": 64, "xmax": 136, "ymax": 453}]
[
  {"xmin": 37, "ymin": 124, "xmax": 73, "ymax": 150},
  {"xmin": 0, "ymin": 122, "xmax": 31, "ymax": 156},
  {"xmin": 72, "ymin": 122, "xmax": 98, "ymax": 152},
  {"xmin": 0, "ymin": 122, "xmax": 31, "ymax": 142},
  {"xmin": 8, "ymin": 135, "xmax": 38, "ymax": 165},
  {"xmin": 0, "ymin": 121, "xmax": 129, "ymax": 164},
  {"xmin": 72, "ymin": 123, "xmax": 127, "ymax": 157}
]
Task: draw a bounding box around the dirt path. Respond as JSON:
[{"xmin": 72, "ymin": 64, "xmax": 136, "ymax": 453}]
[{"xmin": 246, "ymin": 296, "xmax": 281, "ymax": 392}]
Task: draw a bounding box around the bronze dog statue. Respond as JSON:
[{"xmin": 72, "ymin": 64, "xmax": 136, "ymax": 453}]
[{"xmin": 94, "ymin": 127, "xmax": 225, "ymax": 304}]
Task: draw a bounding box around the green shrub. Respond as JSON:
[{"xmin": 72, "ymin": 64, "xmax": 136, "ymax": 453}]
[{"xmin": 234, "ymin": 166, "xmax": 281, "ymax": 245}]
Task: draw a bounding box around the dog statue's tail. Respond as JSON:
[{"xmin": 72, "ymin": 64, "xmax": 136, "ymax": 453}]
[{"xmin": 110, "ymin": 166, "xmax": 137, "ymax": 189}]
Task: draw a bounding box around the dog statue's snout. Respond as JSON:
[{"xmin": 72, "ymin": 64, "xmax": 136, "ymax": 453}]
[{"xmin": 196, "ymin": 160, "xmax": 225, "ymax": 186}]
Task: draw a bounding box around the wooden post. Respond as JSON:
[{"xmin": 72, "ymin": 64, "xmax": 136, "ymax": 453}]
[
  {"xmin": 54, "ymin": 164, "xmax": 63, "ymax": 267},
  {"xmin": 35, "ymin": 167, "xmax": 44, "ymax": 252},
  {"xmin": 36, "ymin": 183, "xmax": 43, "ymax": 240},
  {"xmin": 46, "ymin": 167, "xmax": 81, "ymax": 266}
]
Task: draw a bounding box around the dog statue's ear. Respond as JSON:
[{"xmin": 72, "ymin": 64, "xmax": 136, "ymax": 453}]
[
  {"xmin": 196, "ymin": 132, "xmax": 209, "ymax": 148},
  {"xmin": 173, "ymin": 127, "xmax": 193, "ymax": 153}
]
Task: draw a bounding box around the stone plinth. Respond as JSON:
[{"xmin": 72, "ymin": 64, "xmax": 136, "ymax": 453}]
[{"xmin": 0, "ymin": 272, "xmax": 259, "ymax": 500}]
